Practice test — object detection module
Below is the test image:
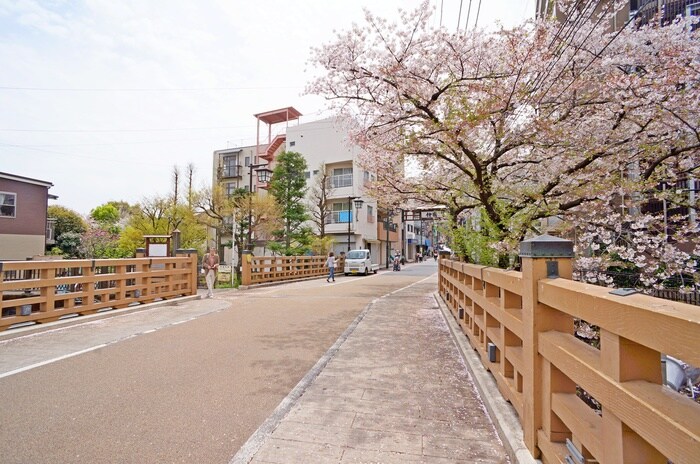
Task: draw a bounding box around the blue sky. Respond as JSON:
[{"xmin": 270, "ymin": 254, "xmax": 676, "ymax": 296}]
[{"xmin": 0, "ymin": 0, "xmax": 534, "ymax": 214}]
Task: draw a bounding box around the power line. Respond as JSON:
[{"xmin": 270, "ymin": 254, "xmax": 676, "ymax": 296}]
[
  {"xmin": 464, "ymin": 0, "xmax": 473, "ymax": 32},
  {"xmin": 457, "ymin": 0, "xmax": 464, "ymax": 33},
  {"xmin": 0, "ymin": 125, "xmax": 246, "ymax": 133},
  {"xmin": 473, "ymin": 0, "xmax": 482, "ymax": 29},
  {"xmin": 0, "ymin": 142, "xmax": 163, "ymax": 166},
  {"xmin": 0, "ymin": 85, "xmax": 301, "ymax": 92}
]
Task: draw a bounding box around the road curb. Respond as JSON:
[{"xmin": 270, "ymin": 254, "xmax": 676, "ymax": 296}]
[
  {"xmin": 433, "ymin": 291, "xmax": 537, "ymax": 464},
  {"xmin": 230, "ymin": 298, "xmax": 376, "ymax": 464}
]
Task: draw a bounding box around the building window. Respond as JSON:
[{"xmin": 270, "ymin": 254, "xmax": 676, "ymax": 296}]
[
  {"xmin": 367, "ymin": 205, "xmax": 374, "ymax": 223},
  {"xmin": 313, "ymin": 170, "xmax": 319, "ymax": 176},
  {"xmin": 222, "ymin": 155, "xmax": 240, "ymax": 177},
  {"xmin": 226, "ymin": 182, "xmax": 237, "ymax": 196},
  {"xmin": 327, "ymin": 202, "xmax": 351, "ymax": 224},
  {"xmin": 305, "ymin": 171, "xmax": 311, "ymax": 179},
  {"xmin": 244, "ymin": 156, "xmax": 250, "ymax": 166},
  {"xmin": 0, "ymin": 192, "xmax": 16, "ymax": 218},
  {"xmin": 330, "ymin": 167, "xmax": 353, "ymax": 188},
  {"xmin": 289, "ymin": 141, "xmax": 296, "ymax": 147}
]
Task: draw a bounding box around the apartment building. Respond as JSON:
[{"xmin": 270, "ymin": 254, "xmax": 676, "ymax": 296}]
[
  {"xmin": 286, "ymin": 118, "xmax": 381, "ymax": 257},
  {"xmin": 0, "ymin": 172, "xmax": 57, "ymax": 260}
]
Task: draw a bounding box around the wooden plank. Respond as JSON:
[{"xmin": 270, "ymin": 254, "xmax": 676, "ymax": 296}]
[
  {"xmin": 539, "ymin": 331, "xmax": 700, "ymax": 464},
  {"xmin": 482, "ymin": 267, "xmax": 524, "ymax": 296},
  {"xmin": 537, "ymin": 429, "xmax": 568, "ymax": 464},
  {"xmin": 539, "ymin": 279, "xmax": 700, "ymax": 366},
  {"xmin": 507, "ymin": 346, "xmax": 524, "ymax": 374},
  {"xmin": 551, "ymin": 392, "xmax": 603, "ymax": 462}
]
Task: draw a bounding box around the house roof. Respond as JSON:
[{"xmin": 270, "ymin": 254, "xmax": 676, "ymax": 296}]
[
  {"xmin": 0, "ymin": 171, "xmax": 54, "ymax": 188},
  {"xmin": 253, "ymin": 107, "xmax": 302, "ymax": 125}
]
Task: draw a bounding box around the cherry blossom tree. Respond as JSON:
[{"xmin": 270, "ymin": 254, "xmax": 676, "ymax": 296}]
[{"xmin": 307, "ymin": 1, "xmax": 699, "ymax": 290}]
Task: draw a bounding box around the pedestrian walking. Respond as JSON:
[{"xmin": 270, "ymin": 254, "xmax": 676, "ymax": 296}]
[
  {"xmin": 325, "ymin": 252, "xmax": 337, "ymax": 282},
  {"xmin": 202, "ymin": 247, "xmax": 219, "ymax": 298}
]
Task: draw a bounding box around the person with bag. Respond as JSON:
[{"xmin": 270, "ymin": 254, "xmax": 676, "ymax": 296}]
[
  {"xmin": 325, "ymin": 251, "xmax": 337, "ymax": 282},
  {"xmin": 202, "ymin": 247, "xmax": 220, "ymax": 298}
]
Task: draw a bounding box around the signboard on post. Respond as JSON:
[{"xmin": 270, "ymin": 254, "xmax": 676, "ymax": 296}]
[{"xmin": 401, "ymin": 208, "xmax": 446, "ymax": 222}]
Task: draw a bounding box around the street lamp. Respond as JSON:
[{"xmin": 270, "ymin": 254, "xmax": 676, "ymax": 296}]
[
  {"xmin": 347, "ymin": 196, "xmax": 364, "ymax": 251},
  {"xmin": 247, "ymin": 163, "xmax": 273, "ymax": 252}
]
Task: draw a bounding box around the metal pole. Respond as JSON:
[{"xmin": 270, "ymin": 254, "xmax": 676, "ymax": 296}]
[
  {"xmin": 247, "ymin": 166, "xmax": 253, "ymax": 251},
  {"xmin": 385, "ymin": 214, "xmax": 390, "ymax": 269},
  {"xmin": 231, "ymin": 210, "xmax": 236, "ymax": 286},
  {"xmin": 689, "ymin": 178, "xmax": 697, "ymax": 229},
  {"xmin": 662, "ymin": 182, "xmax": 668, "ymax": 242},
  {"xmin": 347, "ymin": 196, "xmax": 352, "ymax": 252}
]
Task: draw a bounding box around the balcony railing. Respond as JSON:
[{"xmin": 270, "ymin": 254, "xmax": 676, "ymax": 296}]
[
  {"xmin": 221, "ymin": 165, "xmax": 242, "ymax": 178},
  {"xmin": 326, "ymin": 211, "xmax": 352, "ymax": 224},
  {"xmin": 329, "ymin": 174, "xmax": 352, "ymax": 189}
]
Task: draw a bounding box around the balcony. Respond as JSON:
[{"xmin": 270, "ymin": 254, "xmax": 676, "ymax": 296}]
[
  {"xmin": 220, "ymin": 165, "xmax": 243, "ymax": 179},
  {"xmin": 328, "ymin": 174, "xmax": 353, "ymax": 189},
  {"xmin": 326, "ymin": 211, "xmax": 352, "ymax": 224}
]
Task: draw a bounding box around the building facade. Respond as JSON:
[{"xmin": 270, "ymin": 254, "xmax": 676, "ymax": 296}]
[
  {"xmin": 286, "ymin": 118, "xmax": 380, "ymax": 257},
  {"xmin": 0, "ymin": 172, "xmax": 56, "ymax": 261}
]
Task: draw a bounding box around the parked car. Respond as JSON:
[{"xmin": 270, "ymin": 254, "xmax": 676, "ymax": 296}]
[{"xmin": 344, "ymin": 249, "xmax": 379, "ymax": 276}]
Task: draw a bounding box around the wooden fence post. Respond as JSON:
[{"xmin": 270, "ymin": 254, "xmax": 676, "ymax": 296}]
[
  {"xmin": 519, "ymin": 235, "xmax": 574, "ymax": 458},
  {"xmin": 241, "ymin": 251, "xmax": 252, "ymax": 286},
  {"xmin": 176, "ymin": 249, "xmax": 198, "ymax": 296},
  {"xmin": 600, "ymin": 330, "xmax": 666, "ymax": 463}
]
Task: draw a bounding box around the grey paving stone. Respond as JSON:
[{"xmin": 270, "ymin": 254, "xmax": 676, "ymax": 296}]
[
  {"xmin": 246, "ymin": 277, "xmax": 510, "ymax": 463},
  {"xmin": 251, "ymin": 438, "xmax": 343, "ymax": 464}
]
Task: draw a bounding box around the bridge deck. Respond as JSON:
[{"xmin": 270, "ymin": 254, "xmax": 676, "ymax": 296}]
[{"xmin": 0, "ymin": 262, "xmax": 513, "ymax": 463}]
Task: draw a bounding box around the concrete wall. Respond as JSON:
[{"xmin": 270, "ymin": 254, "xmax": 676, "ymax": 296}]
[
  {"xmin": 0, "ymin": 234, "xmax": 45, "ymax": 260},
  {"xmin": 0, "ymin": 176, "xmax": 50, "ymax": 260}
]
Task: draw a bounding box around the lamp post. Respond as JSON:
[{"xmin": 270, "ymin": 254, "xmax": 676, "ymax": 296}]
[
  {"xmin": 347, "ymin": 196, "xmax": 364, "ymax": 251},
  {"xmin": 384, "ymin": 209, "xmax": 393, "ymax": 269},
  {"xmin": 247, "ymin": 163, "xmax": 273, "ymax": 252}
]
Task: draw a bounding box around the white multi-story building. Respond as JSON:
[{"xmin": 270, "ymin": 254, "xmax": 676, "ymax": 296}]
[
  {"xmin": 212, "ymin": 112, "xmax": 402, "ymax": 263},
  {"xmin": 286, "ymin": 118, "xmax": 380, "ymax": 257}
]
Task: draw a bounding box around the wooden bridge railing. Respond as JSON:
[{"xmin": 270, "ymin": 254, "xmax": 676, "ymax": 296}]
[
  {"xmin": 0, "ymin": 250, "xmax": 197, "ymax": 331},
  {"xmin": 438, "ymin": 235, "xmax": 700, "ymax": 464},
  {"xmin": 241, "ymin": 255, "xmax": 344, "ymax": 286}
]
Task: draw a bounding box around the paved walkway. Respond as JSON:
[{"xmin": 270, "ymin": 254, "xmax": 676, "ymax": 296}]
[{"xmin": 235, "ymin": 276, "xmax": 510, "ymax": 463}]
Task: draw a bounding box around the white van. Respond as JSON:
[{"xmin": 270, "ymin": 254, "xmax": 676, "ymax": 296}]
[{"xmin": 343, "ymin": 249, "xmax": 379, "ymax": 276}]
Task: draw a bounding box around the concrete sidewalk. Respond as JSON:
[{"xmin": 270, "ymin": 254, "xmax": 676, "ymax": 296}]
[{"xmin": 234, "ymin": 276, "xmax": 511, "ymax": 464}]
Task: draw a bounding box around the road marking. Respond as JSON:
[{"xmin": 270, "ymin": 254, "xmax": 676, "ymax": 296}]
[{"xmin": 0, "ymin": 344, "xmax": 107, "ymax": 380}]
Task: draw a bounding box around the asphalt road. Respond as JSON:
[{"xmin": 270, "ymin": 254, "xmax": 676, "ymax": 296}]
[{"xmin": 0, "ymin": 260, "xmax": 438, "ymax": 463}]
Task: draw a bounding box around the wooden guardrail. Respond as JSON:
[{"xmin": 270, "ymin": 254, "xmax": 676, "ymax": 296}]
[
  {"xmin": 438, "ymin": 241, "xmax": 700, "ymax": 464},
  {"xmin": 0, "ymin": 251, "xmax": 198, "ymax": 331},
  {"xmin": 241, "ymin": 255, "xmax": 344, "ymax": 286}
]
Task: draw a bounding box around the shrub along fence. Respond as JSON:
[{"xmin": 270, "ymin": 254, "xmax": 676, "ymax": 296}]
[
  {"xmin": 241, "ymin": 254, "xmax": 345, "ymax": 286},
  {"xmin": 438, "ymin": 235, "xmax": 699, "ymax": 464},
  {"xmin": 0, "ymin": 250, "xmax": 198, "ymax": 331}
]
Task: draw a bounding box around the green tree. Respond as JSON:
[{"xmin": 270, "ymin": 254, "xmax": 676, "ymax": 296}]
[
  {"xmin": 90, "ymin": 204, "xmax": 120, "ymax": 228},
  {"xmin": 48, "ymin": 205, "xmax": 86, "ymax": 237},
  {"xmin": 268, "ymin": 151, "xmax": 312, "ymax": 256},
  {"xmin": 123, "ymin": 194, "xmax": 206, "ymax": 257},
  {"xmin": 47, "ymin": 205, "xmax": 86, "ymax": 255}
]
